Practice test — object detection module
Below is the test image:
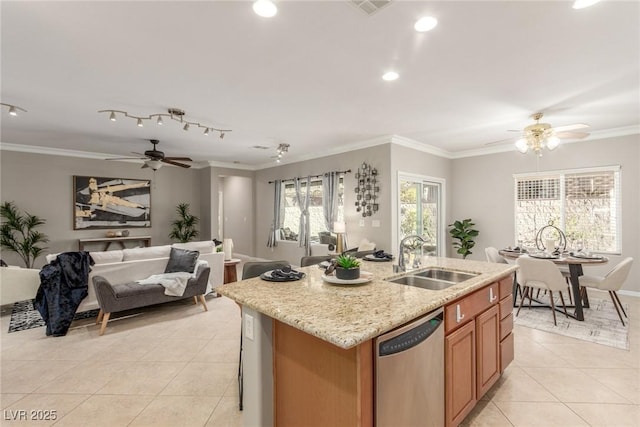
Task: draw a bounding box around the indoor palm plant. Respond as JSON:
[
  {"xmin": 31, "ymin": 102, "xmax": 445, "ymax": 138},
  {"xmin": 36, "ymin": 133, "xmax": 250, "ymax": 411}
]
[
  {"xmin": 169, "ymin": 203, "xmax": 199, "ymax": 243},
  {"xmin": 448, "ymin": 218, "xmax": 479, "ymax": 259},
  {"xmin": 0, "ymin": 201, "xmax": 49, "ymax": 268},
  {"xmin": 335, "ymin": 254, "xmax": 361, "ymax": 280}
]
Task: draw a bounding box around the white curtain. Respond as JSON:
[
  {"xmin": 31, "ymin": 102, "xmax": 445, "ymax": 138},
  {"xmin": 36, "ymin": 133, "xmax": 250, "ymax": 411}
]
[
  {"xmin": 322, "ymin": 172, "xmax": 339, "ymax": 232},
  {"xmin": 294, "ymin": 176, "xmax": 311, "ymax": 256},
  {"xmin": 266, "ymin": 180, "xmax": 282, "ymax": 247}
]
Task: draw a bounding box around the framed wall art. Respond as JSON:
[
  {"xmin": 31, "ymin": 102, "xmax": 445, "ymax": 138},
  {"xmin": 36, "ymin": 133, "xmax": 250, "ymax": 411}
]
[{"xmin": 73, "ymin": 176, "xmax": 151, "ymax": 230}]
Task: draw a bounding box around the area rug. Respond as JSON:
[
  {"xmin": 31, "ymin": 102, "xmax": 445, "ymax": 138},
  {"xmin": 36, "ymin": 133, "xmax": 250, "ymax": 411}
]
[
  {"xmin": 8, "ymin": 299, "xmax": 100, "ymax": 333},
  {"xmin": 513, "ymin": 296, "xmax": 630, "ymax": 350}
]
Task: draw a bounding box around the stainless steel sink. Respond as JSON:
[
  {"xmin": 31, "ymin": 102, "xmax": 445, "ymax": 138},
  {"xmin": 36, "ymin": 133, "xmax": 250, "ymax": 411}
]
[
  {"xmin": 386, "ymin": 268, "xmax": 479, "ymax": 291},
  {"xmin": 413, "ymin": 268, "xmax": 478, "ymax": 283}
]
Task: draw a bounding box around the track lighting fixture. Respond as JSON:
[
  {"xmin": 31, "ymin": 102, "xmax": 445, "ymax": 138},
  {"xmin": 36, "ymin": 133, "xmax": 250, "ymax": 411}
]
[
  {"xmin": 98, "ymin": 107, "xmax": 231, "ymax": 139},
  {"xmin": 274, "ymin": 143, "xmax": 289, "ymax": 163},
  {"xmin": 1, "ymin": 103, "xmax": 27, "ymax": 117}
]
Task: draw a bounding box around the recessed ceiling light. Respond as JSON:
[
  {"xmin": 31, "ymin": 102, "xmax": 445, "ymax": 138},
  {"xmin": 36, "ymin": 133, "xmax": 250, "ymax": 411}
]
[
  {"xmin": 573, "ymin": 0, "xmax": 601, "ymax": 9},
  {"xmin": 253, "ymin": 0, "xmax": 277, "ymax": 18},
  {"xmin": 414, "ymin": 16, "xmax": 438, "ymax": 32},
  {"xmin": 382, "ymin": 71, "xmax": 399, "ymax": 81}
]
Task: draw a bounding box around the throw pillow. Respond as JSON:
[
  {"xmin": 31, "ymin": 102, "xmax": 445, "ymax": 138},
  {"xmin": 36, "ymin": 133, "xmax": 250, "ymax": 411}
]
[{"xmin": 165, "ymin": 247, "xmax": 200, "ymax": 273}]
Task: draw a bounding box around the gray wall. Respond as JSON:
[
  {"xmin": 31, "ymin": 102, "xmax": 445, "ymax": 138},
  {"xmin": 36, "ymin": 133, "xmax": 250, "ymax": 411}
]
[
  {"xmin": 450, "ymin": 134, "xmax": 640, "ymax": 293},
  {"xmin": 222, "ymin": 175, "xmax": 254, "ymax": 256},
  {"xmin": 0, "ymin": 150, "xmax": 205, "ymax": 268},
  {"xmin": 254, "ymin": 144, "xmax": 392, "ymax": 262}
]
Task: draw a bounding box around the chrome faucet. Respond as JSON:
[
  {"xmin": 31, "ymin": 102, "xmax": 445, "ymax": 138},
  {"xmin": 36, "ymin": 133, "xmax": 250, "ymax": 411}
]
[{"xmin": 394, "ymin": 234, "xmax": 426, "ymax": 273}]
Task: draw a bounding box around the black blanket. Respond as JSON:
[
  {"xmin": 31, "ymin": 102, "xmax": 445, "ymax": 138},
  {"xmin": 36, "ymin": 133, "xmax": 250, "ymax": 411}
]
[{"xmin": 35, "ymin": 251, "xmax": 94, "ymax": 336}]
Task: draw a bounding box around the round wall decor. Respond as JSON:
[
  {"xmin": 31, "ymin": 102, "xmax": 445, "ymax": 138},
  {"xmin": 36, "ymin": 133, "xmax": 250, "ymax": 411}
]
[{"xmin": 354, "ymin": 162, "xmax": 379, "ymax": 217}]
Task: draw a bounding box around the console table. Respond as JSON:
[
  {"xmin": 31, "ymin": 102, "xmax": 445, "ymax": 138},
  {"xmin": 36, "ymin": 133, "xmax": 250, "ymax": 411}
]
[{"xmin": 78, "ymin": 236, "xmax": 152, "ymax": 251}]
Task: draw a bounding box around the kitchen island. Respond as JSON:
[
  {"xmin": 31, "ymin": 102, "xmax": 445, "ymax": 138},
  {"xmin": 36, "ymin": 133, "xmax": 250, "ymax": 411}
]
[{"xmin": 217, "ymin": 257, "xmax": 517, "ymax": 427}]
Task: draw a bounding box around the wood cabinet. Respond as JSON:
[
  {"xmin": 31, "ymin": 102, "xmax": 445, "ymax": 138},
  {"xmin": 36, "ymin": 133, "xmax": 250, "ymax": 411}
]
[
  {"xmin": 498, "ymin": 275, "xmax": 515, "ymax": 372},
  {"xmin": 445, "ymin": 276, "xmax": 513, "ymax": 426}
]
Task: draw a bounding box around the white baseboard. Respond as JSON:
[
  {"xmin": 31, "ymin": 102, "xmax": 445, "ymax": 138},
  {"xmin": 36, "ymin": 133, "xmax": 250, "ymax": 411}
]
[{"xmin": 618, "ymin": 290, "xmax": 640, "ymax": 298}]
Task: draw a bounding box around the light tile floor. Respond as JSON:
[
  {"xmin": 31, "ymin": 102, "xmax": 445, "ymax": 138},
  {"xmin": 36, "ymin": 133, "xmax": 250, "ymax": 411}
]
[{"xmin": 1, "ymin": 288, "xmax": 637, "ymax": 426}]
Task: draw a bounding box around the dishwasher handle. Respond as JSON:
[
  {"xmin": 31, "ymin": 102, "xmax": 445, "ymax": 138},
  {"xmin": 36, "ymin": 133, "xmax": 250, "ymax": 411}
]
[{"xmin": 378, "ymin": 311, "xmax": 443, "ymax": 357}]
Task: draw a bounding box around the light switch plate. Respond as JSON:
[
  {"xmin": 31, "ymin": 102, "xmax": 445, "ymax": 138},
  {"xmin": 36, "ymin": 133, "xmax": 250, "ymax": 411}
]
[
  {"xmin": 359, "ymin": 220, "xmax": 365, "ymax": 227},
  {"xmin": 372, "ymin": 220, "xmax": 380, "ymax": 227},
  {"xmin": 244, "ymin": 314, "xmax": 254, "ymax": 341}
]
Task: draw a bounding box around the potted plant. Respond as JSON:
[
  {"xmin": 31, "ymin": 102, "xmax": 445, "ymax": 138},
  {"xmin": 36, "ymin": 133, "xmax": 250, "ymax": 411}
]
[
  {"xmin": 169, "ymin": 203, "xmax": 199, "ymax": 243},
  {"xmin": 0, "ymin": 201, "xmax": 49, "ymax": 268},
  {"xmin": 448, "ymin": 218, "xmax": 479, "ymax": 259},
  {"xmin": 335, "ymin": 254, "xmax": 361, "ymax": 280}
]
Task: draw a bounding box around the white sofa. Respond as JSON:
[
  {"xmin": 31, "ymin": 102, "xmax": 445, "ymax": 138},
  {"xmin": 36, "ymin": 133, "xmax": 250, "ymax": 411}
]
[
  {"xmin": 44, "ymin": 240, "xmax": 224, "ymax": 312},
  {"xmin": 0, "ymin": 266, "xmax": 41, "ymax": 306}
]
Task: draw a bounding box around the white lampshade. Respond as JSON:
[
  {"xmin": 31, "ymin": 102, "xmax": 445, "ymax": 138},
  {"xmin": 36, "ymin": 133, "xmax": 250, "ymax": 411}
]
[
  {"xmin": 515, "ymin": 138, "xmax": 529, "ymax": 154},
  {"xmin": 223, "ymin": 238, "xmax": 234, "ymax": 260},
  {"xmin": 333, "ymin": 221, "xmax": 346, "ymax": 233},
  {"xmin": 546, "ymin": 136, "xmax": 560, "ymax": 150}
]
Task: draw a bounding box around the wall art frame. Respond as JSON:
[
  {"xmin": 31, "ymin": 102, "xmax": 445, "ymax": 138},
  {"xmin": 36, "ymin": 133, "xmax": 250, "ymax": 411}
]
[{"xmin": 73, "ymin": 175, "xmax": 151, "ymax": 230}]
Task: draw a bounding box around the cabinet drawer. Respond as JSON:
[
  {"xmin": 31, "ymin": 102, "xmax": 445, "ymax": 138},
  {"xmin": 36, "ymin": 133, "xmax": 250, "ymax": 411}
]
[
  {"xmin": 500, "ymin": 332, "xmax": 514, "ymax": 373},
  {"xmin": 499, "ymin": 294, "xmax": 513, "ymax": 320},
  {"xmin": 498, "ymin": 276, "xmax": 514, "ymax": 299},
  {"xmin": 500, "ymin": 313, "xmax": 513, "ymax": 341},
  {"xmin": 445, "ymin": 283, "xmax": 499, "ymax": 334}
]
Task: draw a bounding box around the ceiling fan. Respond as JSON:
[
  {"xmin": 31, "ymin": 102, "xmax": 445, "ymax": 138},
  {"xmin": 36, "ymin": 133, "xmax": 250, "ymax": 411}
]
[
  {"xmin": 107, "ymin": 139, "xmax": 193, "ymax": 170},
  {"xmin": 487, "ymin": 113, "xmax": 590, "ymax": 156}
]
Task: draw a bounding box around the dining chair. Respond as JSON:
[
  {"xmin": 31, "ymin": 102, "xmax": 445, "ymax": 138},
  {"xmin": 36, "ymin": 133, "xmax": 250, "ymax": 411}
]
[
  {"xmin": 300, "ymin": 255, "xmax": 332, "ymax": 267},
  {"xmin": 578, "ymin": 257, "xmax": 633, "ymax": 326},
  {"xmin": 485, "ymin": 247, "xmax": 522, "ymax": 302},
  {"xmin": 516, "ymin": 256, "xmax": 569, "ymax": 326},
  {"xmin": 237, "ymin": 260, "xmax": 290, "ymax": 411}
]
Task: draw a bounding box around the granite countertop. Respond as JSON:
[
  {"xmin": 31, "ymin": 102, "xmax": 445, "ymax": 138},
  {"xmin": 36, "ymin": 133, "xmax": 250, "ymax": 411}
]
[{"xmin": 216, "ymin": 257, "xmax": 517, "ymax": 349}]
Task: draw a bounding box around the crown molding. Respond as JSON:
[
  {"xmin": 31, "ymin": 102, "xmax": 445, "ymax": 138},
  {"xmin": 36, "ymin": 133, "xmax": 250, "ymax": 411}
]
[{"xmin": 2, "ymin": 124, "xmax": 637, "ymax": 168}]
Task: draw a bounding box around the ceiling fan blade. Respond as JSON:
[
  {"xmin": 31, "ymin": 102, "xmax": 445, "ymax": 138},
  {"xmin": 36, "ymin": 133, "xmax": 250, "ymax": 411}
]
[
  {"xmin": 552, "ymin": 123, "xmax": 589, "ymax": 132},
  {"xmin": 555, "ymin": 131, "xmax": 590, "ymax": 139},
  {"xmin": 164, "ymin": 156, "xmax": 193, "ymax": 161},
  {"xmin": 107, "ymin": 156, "xmax": 146, "ymax": 160},
  {"xmin": 141, "ymin": 163, "xmax": 149, "ymax": 169},
  {"xmin": 484, "ymin": 137, "xmax": 516, "ymax": 146},
  {"xmin": 162, "ymin": 159, "xmax": 191, "ymax": 168}
]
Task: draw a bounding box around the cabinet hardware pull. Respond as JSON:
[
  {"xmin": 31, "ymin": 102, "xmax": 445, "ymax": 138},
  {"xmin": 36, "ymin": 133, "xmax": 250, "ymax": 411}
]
[
  {"xmin": 489, "ymin": 288, "xmax": 498, "ymax": 302},
  {"xmin": 456, "ymin": 304, "xmax": 465, "ymax": 323}
]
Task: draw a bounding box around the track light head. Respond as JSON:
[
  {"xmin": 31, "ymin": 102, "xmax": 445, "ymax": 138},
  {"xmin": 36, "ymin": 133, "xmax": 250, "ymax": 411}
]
[
  {"xmin": 8, "ymin": 106, "xmax": 17, "ymax": 116},
  {"xmin": 204, "ymin": 128, "xmax": 210, "ymax": 136},
  {"xmin": 157, "ymin": 116, "xmax": 163, "ymax": 125},
  {"xmin": 183, "ymin": 123, "xmax": 190, "ymax": 131},
  {"xmin": 220, "ymin": 132, "xmax": 225, "ymax": 140},
  {"xmin": 136, "ymin": 118, "xmax": 144, "ymax": 127},
  {"xmin": 109, "ymin": 111, "xmax": 117, "ymax": 121}
]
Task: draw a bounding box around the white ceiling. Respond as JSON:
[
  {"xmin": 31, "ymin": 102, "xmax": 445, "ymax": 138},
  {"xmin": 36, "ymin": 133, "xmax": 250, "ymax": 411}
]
[{"xmin": 1, "ymin": 1, "xmax": 639, "ymax": 168}]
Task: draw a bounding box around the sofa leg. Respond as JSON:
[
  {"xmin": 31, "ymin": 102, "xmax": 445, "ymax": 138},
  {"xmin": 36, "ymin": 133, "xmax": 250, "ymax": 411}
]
[
  {"xmin": 198, "ymin": 295, "xmax": 208, "ymax": 312},
  {"xmin": 99, "ymin": 312, "xmax": 111, "ymax": 336},
  {"xmin": 96, "ymin": 309, "xmax": 104, "ymax": 325}
]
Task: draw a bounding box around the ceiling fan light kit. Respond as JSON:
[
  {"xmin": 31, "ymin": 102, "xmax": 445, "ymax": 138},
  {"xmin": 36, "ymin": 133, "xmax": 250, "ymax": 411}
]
[
  {"xmin": 1, "ymin": 103, "xmax": 27, "ymax": 117},
  {"xmin": 514, "ymin": 112, "xmax": 589, "ymax": 157},
  {"xmin": 98, "ymin": 107, "xmax": 231, "ymax": 139}
]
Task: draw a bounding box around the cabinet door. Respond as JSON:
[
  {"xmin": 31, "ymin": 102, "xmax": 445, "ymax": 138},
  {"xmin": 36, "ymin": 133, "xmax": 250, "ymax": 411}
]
[
  {"xmin": 445, "ymin": 320, "xmax": 476, "ymax": 427},
  {"xmin": 476, "ymin": 305, "xmax": 500, "ymax": 398}
]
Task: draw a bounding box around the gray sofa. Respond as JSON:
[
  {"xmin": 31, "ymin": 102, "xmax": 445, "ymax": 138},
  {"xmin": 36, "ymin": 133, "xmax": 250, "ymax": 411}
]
[{"xmin": 92, "ymin": 265, "xmax": 210, "ymax": 335}]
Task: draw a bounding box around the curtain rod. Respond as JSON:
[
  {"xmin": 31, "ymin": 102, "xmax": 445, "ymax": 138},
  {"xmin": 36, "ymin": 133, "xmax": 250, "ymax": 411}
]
[{"xmin": 268, "ymin": 169, "xmax": 351, "ymax": 184}]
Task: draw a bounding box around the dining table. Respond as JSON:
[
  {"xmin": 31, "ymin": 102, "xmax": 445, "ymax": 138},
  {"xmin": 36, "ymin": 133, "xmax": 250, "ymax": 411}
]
[{"xmin": 499, "ymin": 249, "xmax": 609, "ymax": 321}]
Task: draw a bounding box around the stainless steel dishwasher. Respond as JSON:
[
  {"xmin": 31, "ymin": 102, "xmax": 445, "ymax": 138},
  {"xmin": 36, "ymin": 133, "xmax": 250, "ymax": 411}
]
[{"xmin": 375, "ymin": 308, "xmax": 444, "ymax": 427}]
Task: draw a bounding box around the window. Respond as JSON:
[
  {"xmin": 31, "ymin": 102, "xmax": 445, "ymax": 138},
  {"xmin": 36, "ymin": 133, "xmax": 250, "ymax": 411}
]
[
  {"xmin": 514, "ymin": 166, "xmax": 621, "ymax": 254},
  {"xmin": 280, "ymin": 178, "xmax": 344, "ymax": 242}
]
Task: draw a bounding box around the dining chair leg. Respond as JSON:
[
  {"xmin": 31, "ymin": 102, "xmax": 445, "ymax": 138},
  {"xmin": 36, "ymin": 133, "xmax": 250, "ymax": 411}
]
[
  {"xmin": 608, "ymin": 291, "xmax": 626, "ymax": 327},
  {"xmin": 558, "ymin": 292, "xmax": 569, "ymax": 319},
  {"xmin": 612, "ymin": 291, "xmax": 628, "ymax": 318},
  {"xmin": 549, "ymin": 290, "xmax": 557, "ymax": 326},
  {"xmin": 516, "ymin": 286, "xmax": 529, "ymax": 317}
]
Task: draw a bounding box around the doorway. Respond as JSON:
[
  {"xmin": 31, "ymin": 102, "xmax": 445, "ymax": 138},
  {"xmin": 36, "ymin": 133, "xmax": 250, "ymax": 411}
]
[{"xmin": 397, "ymin": 174, "xmax": 445, "ymax": 257}]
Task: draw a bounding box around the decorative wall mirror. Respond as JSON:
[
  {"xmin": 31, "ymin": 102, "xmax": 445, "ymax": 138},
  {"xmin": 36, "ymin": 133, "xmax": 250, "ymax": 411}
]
[{"xmin": 354, "ymin": 162, "xmax": 379, "ymax": 217}]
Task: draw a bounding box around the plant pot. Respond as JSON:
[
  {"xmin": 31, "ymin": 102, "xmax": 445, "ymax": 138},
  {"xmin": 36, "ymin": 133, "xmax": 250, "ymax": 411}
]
[{"xmin": 336, "ymin": 267, "xmax": 360, "ymax": 280}]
